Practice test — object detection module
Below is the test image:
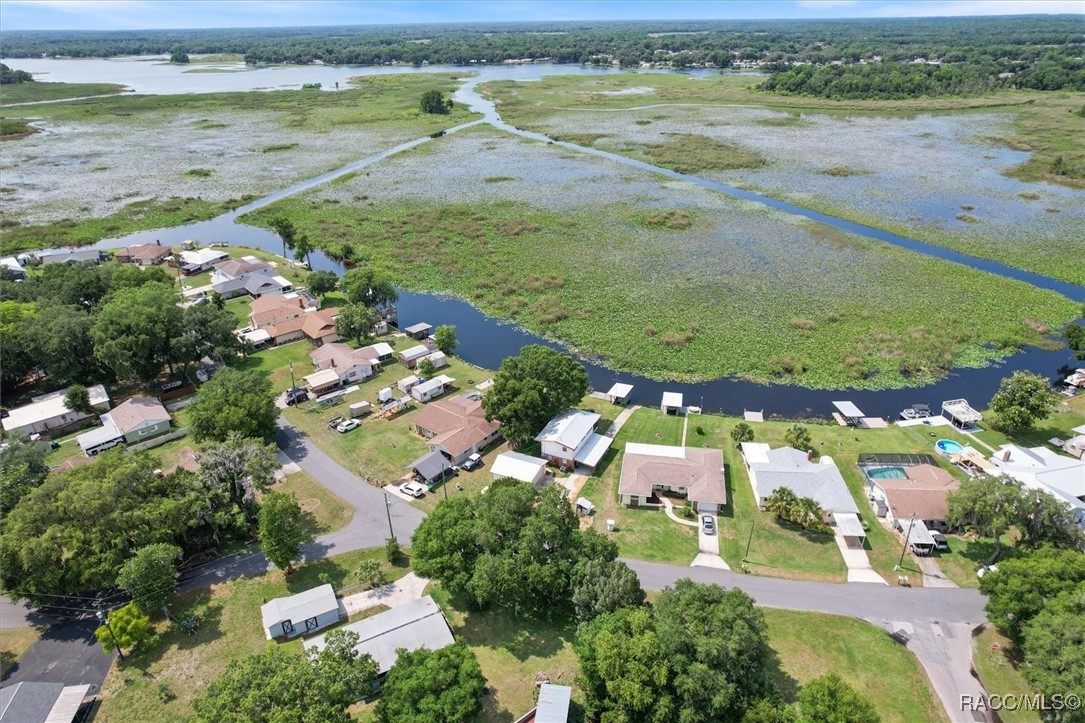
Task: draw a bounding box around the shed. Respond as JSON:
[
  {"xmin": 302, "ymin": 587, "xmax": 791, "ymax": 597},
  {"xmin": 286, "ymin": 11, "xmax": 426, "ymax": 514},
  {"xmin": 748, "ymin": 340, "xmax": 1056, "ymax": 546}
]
[
  {"xmin": 397, "ymin": 375, "xmax": 421, "ymax": 393},
  {"xmin": 832, "ymin": 401, "xmax": 865, "ymax": 426},
  {"xmin": 534, "ymin": 683, "xmax": 573, "ymax": 723},
  {"xmin": 606, "ymin": 383, "xmax": 634, "ymax": 405},
  {"xmin": 576, "ymin": 497, "xmax": 596, "ymax": 515},
  {"xmin": 832, "ymin": 511, "xmax": 867, "ymax": 548},
  {"xmin": 420, "ymin": 350, "xmax": 448, "ymax": 369},
  {"xmin": 304, "ymin": 369, "xmax": 341, "ymax": 394},
  {"xmin": 260, "ymin": 584, "xmax": 342, "ymax": 640},
  {"xmin": 491, "ymin": 452, "xmax": 548, "ymax": 485},
  {"xmin": 411, "ymin": 377, "xmax": 447, "ymax": 403},
  {"xmin": 398, "ymin": 344, "xmax": 431, "ymax": 368},
  {"xmin": 661, "ymin": 391, "xmax": 683, "ymax": 414},
  {"xmin": 404, "ymin": 322, "xmax": 434, "ymax": 339}
]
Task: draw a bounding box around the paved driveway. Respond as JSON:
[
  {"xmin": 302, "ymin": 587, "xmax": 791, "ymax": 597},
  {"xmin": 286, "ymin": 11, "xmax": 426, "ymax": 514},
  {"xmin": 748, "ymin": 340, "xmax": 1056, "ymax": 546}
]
[{"xmin": 2, "ymin": 618, "xmax": 114, "ymax": 691}]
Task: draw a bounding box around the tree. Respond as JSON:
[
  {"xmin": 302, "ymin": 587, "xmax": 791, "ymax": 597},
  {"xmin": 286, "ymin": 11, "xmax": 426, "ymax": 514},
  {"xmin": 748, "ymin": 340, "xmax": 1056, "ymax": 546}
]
[
  {"xmin": 293, "ymin": 233, "xmax": 314, "ymax": 268},
  {"xmin": 1066, "ymin": 322, "xmax": 1085, "ymax": 360},
  {"xmin": 199, "ymin": 435, "xmax": 280, "ymax": 525},
  {"xmin": 1015, "ymin": 486, "xmax": 1084, "ymax": 551},
  {"xmin": 0, "ymin": 438, "xmax": 48, "ymax": 515},
  {"xmin": 989, "ymin": 371, "xmax": 1060, "ymax": 433},
  {"xmin": 385, "ymin": 536, "xmax": 400, "ymax": 563},
  {"xmin": 743, "ymin": 700, "xmax": 797, "ymax": 723},
  {"xmin": 979, "ymin": 548, "xmax": 1085, "ymax": 642},
  {"xmin": 376, "ymin": 642, "xmax": 485, "ymax": 723},
  {"xmin": 63, "ymin": 383, "xmax": 93, "ymax": 414},
  {"xmin": 792, "ymin": 496, "xmax": 830, "ymax": 533},
  {"xmin": 433, "ymin": 324, "xmax": 457, "ymax": 355},
  {"xmin": 419, "ymin": 89, "xmax": 452, "ymax": 114},
  {"xmin": 259, "ymin": 491, "xmax": 312, "ymax": 573},
  {"xmin": 189, "ymin": 368, "xmax": 278, "ymax": 442},
  {"xmin": 93, "ymin": 282, "xmax": 183, "ymax": 384},
  {"xmin": 0, "ymin": 300, "xmax": 35, "ymax": 392},
  {"xmin": 416, "ymin": 357, "xmax": 437, "ymax": 379},
  {"xmin": 169, "ymin": 51, "xmax": 190, "ymax": 63},
  {"xmin": 572, "ymin": 558, "xmax": 645, "ymax": 622},
  {"xmin": 173, "ymin": 301, "xmax": 241, "ymax": 376},
  {"xmin": 482, "ymin": 345, "xmax": 589, "ymax": 447},
  {"xmin": 307, "ymin": 269, "xmax": 338, "ymax": 299},
  {"xmin": 340, "ymin": 268, "xmax": 398, "ymax": 308},
  {"xmin": 1021, "ymin": 583, "xmax": 1085, "ymax": 716},
  {"xmin": 269, "ymin": 216, "xmax": 297, "ymax": 260},
  {"xmin": 946, "ymin": 475, "xmax": 1023, "ymax": 565},
  {"xmin": 95, "ymin": 603, "xmax": 152, "ymax": 655},
  {"xmin": 765, "ymin": 487, "xmax": 800, "ymax": 521},
  {"xmin": 784, "ymin": 425, "xmax": 811, "ymax": 451},
  {"xmin": 358, "ymin": 559, "xmax": 385, "ymax": 589},
  {"xmin": 309, "ymin": 630, "xmax": 380, "ymax": 708},
  {"xmin": 731, "ymin": 422, "xmax": 755, "ymax": 445},
  {"xmin": 334, "ymin": 304, "xmax": 380, "ymax": 346},
  {"xmin": 797, "ymin": 673, "xmax": 879, "ymax": 723},
  {"xmin": 117, "ymin": 543, "xmax": 182, "ymax": 616},
  {"xmin": 24, "ymin": 303, "xmax": 100, "ymax": 387}
]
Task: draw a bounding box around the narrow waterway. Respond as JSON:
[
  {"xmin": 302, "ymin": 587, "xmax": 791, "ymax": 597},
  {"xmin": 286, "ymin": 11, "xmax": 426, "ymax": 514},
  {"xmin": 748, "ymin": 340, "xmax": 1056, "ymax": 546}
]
[{"xmin": 34, "ymin": 65, "xmax": 1083, "ymax": 418}]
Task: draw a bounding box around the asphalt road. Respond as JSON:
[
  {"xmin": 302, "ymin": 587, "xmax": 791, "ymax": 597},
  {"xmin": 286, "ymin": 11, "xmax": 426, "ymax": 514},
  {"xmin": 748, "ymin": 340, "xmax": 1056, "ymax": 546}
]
[{"xmin": 2, "ymin": 618, "xmax": 114, "ymax": 691}]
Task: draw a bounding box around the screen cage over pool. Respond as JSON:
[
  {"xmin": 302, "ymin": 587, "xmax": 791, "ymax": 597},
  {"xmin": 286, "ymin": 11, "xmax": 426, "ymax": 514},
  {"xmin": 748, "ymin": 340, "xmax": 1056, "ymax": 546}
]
[{"xmin": 856, "ymin": 453, "xmax": 939, "ymax": 467}]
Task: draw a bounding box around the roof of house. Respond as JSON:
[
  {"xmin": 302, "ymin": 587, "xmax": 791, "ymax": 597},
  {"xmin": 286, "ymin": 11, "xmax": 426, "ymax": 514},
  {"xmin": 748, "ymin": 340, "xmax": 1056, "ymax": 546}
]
[
  {"xmin": 106, "ymin": 396, "xmax": 170, "ymax": 435},
  {"xmin": 260, "ymin": 584, "xmax": 339, "ymax": 631},
  {"xmin": 117, "ymin": 243, "xmax": 172, "ymax": 262},
  {"xmin": 534, "ymin": 683, "xmax": 573, "ymax": 723},
  {"xmin": 492, "ymin": 452, "xmax": 548, "ymax": 482},
  {"xmin": 619, "ymin": 443, "xmax": 726, "ymax": 504},
  {"xmin": 661, "ymin": 391, "xmax": 683, "ymax": 408},
  {"xmin": 742, "ymin": 443, "xmax": 859, "ymax": 514},
  {"xmin": 76, "ymin": 420, "xmax": 123, "ymax": 452},
  {"xmin": 404, "ymin": 322, "xmax": 433, "ymax": 334},
  {"xmin": 213, "ymin": 256, "xmax": 273, "ymax": 278},
  {"xmin": 409, "ymin": 450, "xmax": 453, "ymax": 482},
  {"xmin": 398, "ymin": 344, "xmax": 431, "ymax": 361},
  {"xmin": 574, "ymin": 433, "xmax": 613, "ymax": 468},
  {"xmin": 299, "ymin": 308, "xmax": 339, "ymax": 340},
  {"xmin": 991, "ymin": 444, "xmax": 1085, "ymax": 508},
  {"xmin": 179, "ymin": 248, "xmax": 228, "ymax": 266},
  {"xmin": 250, "ymin": 295, "xmax": 308, "ymax": 327},
  {"xmin": 311, "ymin": 343, "xmax": 377, "ymax": 372},
  {"xmin": 832, "ymin": 401, "xmax": 865, "ymax": 418},
  {"xmin": 1, "ymin": 384, "xmax": 109, "ymax": 433},
  {"xmin": 872, "ymin": 463, "xmax": 958, "ymax": 521},
  {"xmin": 413, "ymin": 378, "xmax": 446, "ymax": 395},
  {"xmin": 304, "ymin": 369, "xmax": 341, "ymax": 388},
  {"xmin": 535, "ymin": 409, "xmax": 600, "ymax": 449},
  {"xmin": 370, "ymin": 342, "xmax": 394, "ymax": 357},
  {"xmin": 833, "ymin": 511, "xmax": 866, "ymax": 538},
  {"xmin": 414, "ymin": 396, "xmax": 501, "ymax": 458},
  {"xmin": 40, "ymin": 249, "xmax": 104, "ymax": 264},
  {"xmin": 303, "ymin": 595, "xmax": 454, "ymax": 674},
  {"xmin": 0, "ymin": 682, "xmax": 92, "ymax": 723}
]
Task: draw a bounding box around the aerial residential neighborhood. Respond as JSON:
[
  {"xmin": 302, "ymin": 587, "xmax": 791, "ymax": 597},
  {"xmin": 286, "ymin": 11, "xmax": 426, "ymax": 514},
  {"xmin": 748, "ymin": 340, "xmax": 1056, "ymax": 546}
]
[{"xmin": 2, "ymin": 3, "xmax": 1084, "ymax": 723}]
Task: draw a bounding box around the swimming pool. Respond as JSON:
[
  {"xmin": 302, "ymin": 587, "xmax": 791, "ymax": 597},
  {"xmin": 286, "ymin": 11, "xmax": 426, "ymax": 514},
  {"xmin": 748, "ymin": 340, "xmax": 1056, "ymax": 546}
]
[
  {"xmin": 866, "ymin": 466, "xmax": 908, "ymax": 480},
  {"xmin": 936, "ymin": 439, "xmax": 964, "ymax": 455}
]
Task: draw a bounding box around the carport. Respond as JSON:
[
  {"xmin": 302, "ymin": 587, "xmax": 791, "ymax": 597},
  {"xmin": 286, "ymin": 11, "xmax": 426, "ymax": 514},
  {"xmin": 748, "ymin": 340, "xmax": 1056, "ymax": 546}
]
[{"xmin": 832, "ymin": 511, "xmax": 867, "ymax": 548}]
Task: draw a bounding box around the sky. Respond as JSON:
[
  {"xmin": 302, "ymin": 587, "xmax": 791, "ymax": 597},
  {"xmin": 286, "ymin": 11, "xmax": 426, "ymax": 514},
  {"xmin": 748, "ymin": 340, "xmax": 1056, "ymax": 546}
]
[{"xmin": 1, "ymin": 0, "xmax": 1081, "ymax": 31}]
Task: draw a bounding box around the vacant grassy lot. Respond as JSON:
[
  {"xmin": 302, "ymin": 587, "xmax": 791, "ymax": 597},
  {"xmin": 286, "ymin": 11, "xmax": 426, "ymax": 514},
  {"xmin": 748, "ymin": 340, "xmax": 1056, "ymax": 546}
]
[
  {"xmin": 244, "ymin": 128, "xmax": 1078, "ymax": 389},
  {"xmin": 94, "ymin": 548, "xmax": 408, "ymax": 722},
  {"xmin": 274, "ymin": 470, "xmax": 353, "ymax": 536},
  {"xmin": 0, "ymin": 626, "xmax": 43, "ymax": 678},
  {"xmin": 764, "ymin": 608, "xmax": 947, "ymax": 723},
  {"xmin": 972, "ymin": 626, "xmax": 1040, "ymax": 723},
  {"xmin": 0, "ymin": 81, "xmax": 125, "ymax": 104}
]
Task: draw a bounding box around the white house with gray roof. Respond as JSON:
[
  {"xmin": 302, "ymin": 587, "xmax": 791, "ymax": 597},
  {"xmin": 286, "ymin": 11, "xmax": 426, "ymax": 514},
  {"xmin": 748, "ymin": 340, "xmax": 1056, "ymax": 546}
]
[
  {"xmin": 261, "ymin": 584, "xmax": 343, "ymax": 640},
  {"xmin": 535, "ymin": 409, "xmax": 612, "ymax": 472},
  {"xmin": 1, "ymin": 384, "xmax": 110, "ymax": 438},
  {"xmin": 989, "ymin": 444, "xmax": 1085, "ymax": 527},
  {"xmin": 741, "ymin": 443, "xmax": 859, "ymax": 515}
]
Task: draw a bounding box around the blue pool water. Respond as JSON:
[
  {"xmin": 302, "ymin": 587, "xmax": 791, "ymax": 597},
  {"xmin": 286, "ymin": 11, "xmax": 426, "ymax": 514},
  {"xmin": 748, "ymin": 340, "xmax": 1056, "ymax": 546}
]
[
  {"xmin": 936, "ymin": 439, "xmax": 965, "ymax": 455},
  {"xmin": 867, "ymin": 467, "xmax": 909, "ymax": 480}
]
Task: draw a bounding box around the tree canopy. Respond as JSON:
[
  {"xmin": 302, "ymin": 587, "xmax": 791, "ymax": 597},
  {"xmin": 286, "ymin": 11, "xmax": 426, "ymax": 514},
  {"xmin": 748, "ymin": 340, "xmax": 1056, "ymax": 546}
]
[
  {"xmin": 306, "ymin": 269, "xmax": 338, "ymax": 299},
  {"xmin": 979, "ymin": 548, "xmax": 1085, "ymax": 643},
  {"xmin": 92, "ymin": 281, "xmax": 183, "ymax": 384},
  {"xmin": 989, "ymin": 370, "xmax": 1060, "ymax": 433},
  {"xmin": 572, "ymin": 557, "xmax": 646, "ymax": 622},
  {"xmin": 0, "ymin": 437, "xmax": 49, "ymax": 515},
  {"xmin": 116, "ymin": 543, "xmax": 182, "ymax": 616},
  {"xmin": 796, "ymin": 673, "xmax": 879, "ymax": 723},
  {"xmin": 189, "ymin": 367, "xmax": 278, "ymax": 442},
  {"xmin": 419, "ymin": 89, "xmax": 452, "ymax": 114},
  {"xmin": 482, "ymin": 345, "xmax": 589, "ymax": 447},
  {"xmin": 259, "ymin": 491, "xmax": 312, "ymax": 573},
  {"xmin": 1020, "ymin": 582, "xmax": 1085, "ymax": 714},
  {"xmin": 334, "ymin": 304, "xmax": 380, "ymax": 346},
  {"xmin": 340, "ymin": 268, "xmax": 398, "ymax": 308},
  {"xmin": 95, "ymin": 602, "xmax": 152, "ymax": 655},
  {"xmin": 433, "ymin": 324, "xmax": 457, "ymax": 355},
  {"xmin": 376, "ymin": 642, "xmax": 485, "ymax": 723}
]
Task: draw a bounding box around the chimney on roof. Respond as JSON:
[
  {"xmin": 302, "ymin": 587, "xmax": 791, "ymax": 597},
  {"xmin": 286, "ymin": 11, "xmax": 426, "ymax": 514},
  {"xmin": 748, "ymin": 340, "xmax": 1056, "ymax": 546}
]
[
  {"xmin": 807, "ymin": 449, "xmax": 814, "ymax": 461},
  {"xmin": 1002, "ymin": 450, "xmax": 1011, "ymax": 462}
]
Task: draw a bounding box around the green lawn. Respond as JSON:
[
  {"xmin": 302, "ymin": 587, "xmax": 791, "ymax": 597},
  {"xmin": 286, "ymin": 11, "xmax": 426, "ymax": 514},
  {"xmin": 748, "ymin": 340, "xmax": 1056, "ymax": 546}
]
[
  {"xmin": 94, "ymin": 548, "xmax": 409, "ymax": 722},
  {"xmin": 225, "ymin": 297, "xmax": 252, "ymax": 328},
  {"xmin": 0, "ymin": 81, "xmax": 125, "ymax": 104},
  {"xmin": 972, "ymin": 393, "xmax": 1085, "ymax": 451},
  {"xmin": 764, "ymin": 608, "xmax": 947, "ymax": 723},
  {"xmin": 273, "ymin": 470, "xmax": 353, "ymax": 537},
  {"xmin": 972, "ymin": 626, "xmax": 1040, "ymax": 723},
  {"xmin": 0, "ymin": 626, "xmax": 43, "ymax": 678}
]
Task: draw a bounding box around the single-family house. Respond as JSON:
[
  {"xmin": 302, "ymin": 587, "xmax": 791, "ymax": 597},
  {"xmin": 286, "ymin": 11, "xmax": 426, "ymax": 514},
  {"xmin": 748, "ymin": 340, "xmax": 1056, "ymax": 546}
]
[
  {"xmin": 404, "ymin": 322, "xmax": 433, "ymax": 340},
  {"xmin": 864, "ymin": 462, "xmax": 958, "ymax": 531},
  {"xmin": 397, "ymin": 375, "xmax": 420, "ymax": 393},
  {"xmin": 303, "ymin": 596, "xmax": 454, "ymax": 678},
  {"xmin": 413, "ymin": 395, "xmax": 501, "ymax": 464},
  {"xmin": 989, "ymin": 444, "xmax": 1085, "ymax": 526},
  {"xmin": 2, "ymin": 384, "xmax": 110, "ymax": 438},
  {"xmin": 76, "ymin": 396, "xmax": 172, "ymax": 456},
  {"xmin": 398, "ymin": 344, "xmax": 431, "ymax": 368},
  {"xmin": 606, "ymin": 383, "xmax": 634, "ymax": 405},
  {"xmin": 39, "ymin": 249, "xmax": 107, "ymax": 266},
  {"xmin": 253, "ymin": 303, "xmax": 340, "ymax": 346},
  {"xmin": 210, "ymin": 256, "xmax": 293, "ymax": 299},
  {"xmin": 0, "ymin": 682, "xmax": 94, "ymax": 723},
  {"xmin": 0, "ymin": 256, "xmax": 26, "ymax": 280},
  {"xmin": 411, "ymin": 377, "xmax": 448, "ymax": 403},
  {"xmin": 741, "ymin": 442, "xmax": 864, "ymax": 545},
  {"xmin": 408, "ymin": 450, "xmax": 454, "ymax": 486},
  {"xmin": 260, "ymin": 584, "xmax": 343, "ymax": 640},
  {"xmin": 249, "ymin": 294, "xmax": 310, "ymax": 329},
  {"xmin": 534, "ymin": 409, "xmax": 612, "ymax": 472},
  {"xmin": 114, "ymin": 241, "xmax": 172, "ymax": 266},
  {"xmin": 178, "ymin": 247, "xmax": 229, "ymax": 274},
  {"xmin": 491, "ymin": 451, "xmax": 549, "ymax": 485},
  {"xmin": 311, "ymin": 342, "xmax": 388, "ymax": 385},
  {"xmin": 618, "ymin": 443, "xmax": 726, "ymax": 513},
  {"xmin": 661, "ymin": 391, "xmax": 683, "ymax": 415},
  {"xmin": 516, "ymin": 683, "xmax": 573, "ymax": 723}
]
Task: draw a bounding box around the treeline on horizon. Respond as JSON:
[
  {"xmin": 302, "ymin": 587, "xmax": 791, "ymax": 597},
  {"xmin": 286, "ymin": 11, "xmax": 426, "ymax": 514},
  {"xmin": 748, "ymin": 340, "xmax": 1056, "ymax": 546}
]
[{"xmin": 3, "ymin": 16, "xmax": 1084, "ymax": 96}]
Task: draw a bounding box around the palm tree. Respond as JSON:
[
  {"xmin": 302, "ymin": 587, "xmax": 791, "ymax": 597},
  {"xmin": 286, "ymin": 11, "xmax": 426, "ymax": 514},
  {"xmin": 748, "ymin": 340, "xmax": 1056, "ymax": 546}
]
[
  {"xmin": 792, "ymin": 497, "xmax": 824, "ymax": 531},
  {"xmin": 765, "ymin": 487, "xmax": 798, "ymax": 521},
  {"xmin": 293, "ymin": 234, "xmax": 313, "ymax": 269}
]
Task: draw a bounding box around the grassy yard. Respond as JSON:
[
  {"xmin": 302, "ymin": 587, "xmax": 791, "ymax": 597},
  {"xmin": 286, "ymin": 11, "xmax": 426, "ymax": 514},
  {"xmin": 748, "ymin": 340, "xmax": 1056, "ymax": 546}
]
[
  {"xmin": 972, "ymin": 393, "xmax": 1085, "ymax": 451},
  {"xmin": 174, "ymin": 244, "xmax": 313, "ymax": 291},
  {"xmin": 0, "ymin": 81, "xmax": 125, "ymax": 104},
  {"xmin": 764, "ymin": 608, "xmax": 947, "ymax": 723},
  {"xmin": 93, "ymin": 548, "xmax": 409, "ymax": 722},
  {"xmin": 972, "ymin": 626, "xmax": 1040, "ymax": 723},
  {"xmin": 0, "ymin": 626, "xmax": 43, "ymax": 678},
  {"xmin": 272, "ymin": 470, "xmax": 353, "ymax": 537}
]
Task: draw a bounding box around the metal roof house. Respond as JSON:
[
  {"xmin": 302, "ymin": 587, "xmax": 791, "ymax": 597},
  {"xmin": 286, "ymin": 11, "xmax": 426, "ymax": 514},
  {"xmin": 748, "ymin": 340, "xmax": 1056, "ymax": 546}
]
[
  {"xmin": 515, "ymin": 683, "xmax": 573, "ymax": 723},
  {"xmin": 0, "ymin": 682, "xmax": 93, "ymax": 723},
  {"xmin": 304, "ymin": 595, "xmax": 454, "ymax": 676},
  {"xmin": 260, "ymin": 584, "xmax": 343, "ymax": 640},
  {"xmin": 2, "ymin": 384, "xmax": 110, "ymax": 438},
  {"xmin": 492, "ymin": 451, "xmax": 549, "ymax": 485},
  {"xmin": 618, "ymin": 443, "xmax": 726, "ymax": 513},
  {"xmin": 989, "ymin": 444, "xmax": 1085, "ymax": 527},
  {"xmin": 535, "ymin": 409, "xmax": 613, "ymax": 472},
  {"xmin": 39, "ymin": 249, "xmax": 107, "ymax": 266}
]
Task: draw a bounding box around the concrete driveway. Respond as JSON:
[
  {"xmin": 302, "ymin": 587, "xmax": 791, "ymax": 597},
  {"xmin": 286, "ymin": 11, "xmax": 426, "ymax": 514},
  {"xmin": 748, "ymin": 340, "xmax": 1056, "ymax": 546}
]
[{"xmin": 692, "ymin": 513, "xmax": 730, "ymax": 570}]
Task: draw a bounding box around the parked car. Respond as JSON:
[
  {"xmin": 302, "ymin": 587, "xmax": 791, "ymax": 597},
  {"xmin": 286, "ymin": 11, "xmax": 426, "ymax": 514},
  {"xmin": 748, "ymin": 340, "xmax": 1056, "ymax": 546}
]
[
  {"xmin": 461, "ymin": 453, "xmax": 483, "ymax": 471},
  {"xmin": 399, "ymin": 481, "xmax": 426, "ymax": 498},
  {"xmin": 931, "ymin": 532, "xmax": 949, "ymax": 552},
  {"xmin": 286, "ymin": 389, "xmax": 309, "ymax": 406},
  {"xmin": 701, "ymin": 515, "xmax": 715, "ymax": 535},
  {"xmin": 336, "ymin": 419, "xmax": 359, "ymax": 433}
]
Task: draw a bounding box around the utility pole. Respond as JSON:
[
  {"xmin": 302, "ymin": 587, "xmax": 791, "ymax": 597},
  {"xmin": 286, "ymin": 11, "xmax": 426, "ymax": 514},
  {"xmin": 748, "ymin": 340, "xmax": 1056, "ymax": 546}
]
[
  {"xmin": 743, "ymin": 519, "xmax": 755, "ymax": 563},
  {"xmin": 384, "ymin": 492, "xmax": 394, "ymax": 541},
  {"xmin": 96, "ymin": 609, "xmax": 125, "ymax": 660},
  {"xmin": 896, "ymin": 513, "xmax": 917, "ymax": 572},
  {"xmin": 289, "ymin": 361, "xmax": 297, "ymax": 392}
]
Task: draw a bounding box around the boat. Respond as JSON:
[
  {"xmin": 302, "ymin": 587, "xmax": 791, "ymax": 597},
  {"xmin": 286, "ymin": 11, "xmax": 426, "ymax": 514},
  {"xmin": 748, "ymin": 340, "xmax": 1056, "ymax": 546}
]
[{"xmin": 900, "ymin": 403, "xmax": 931, "ymax": 420}]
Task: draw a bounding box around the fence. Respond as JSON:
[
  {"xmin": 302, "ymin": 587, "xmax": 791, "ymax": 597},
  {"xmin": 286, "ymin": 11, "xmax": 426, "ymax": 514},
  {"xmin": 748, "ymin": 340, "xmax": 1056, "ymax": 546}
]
[{"xmin": 127, "ymin": 428, "xmax": 189, "ymax": 453}]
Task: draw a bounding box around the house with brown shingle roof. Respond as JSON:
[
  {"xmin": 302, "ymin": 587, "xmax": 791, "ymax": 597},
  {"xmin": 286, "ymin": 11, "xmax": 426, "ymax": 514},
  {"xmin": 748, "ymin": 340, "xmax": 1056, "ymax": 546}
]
[
  {"xmin": 865, "ymin": 463, "xmax": 958, "ymax": 530},
  {"xmin": 249, "ymin": 296, "xmax": 340, "ymax": 346},
  {"xmin": 618, "ymin": 443, "xmax": 726, "ymax": 513},
  {"xmin": 413, "ymin": 395, "xmax": 502, "ymax": 465},
  {"xmin": 115, "ymin": 241, "xmax": 173, "ymax": 267},
  {"xmin": 310, "ymin": 341, "xmax": 392, "ymax": 384}
]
